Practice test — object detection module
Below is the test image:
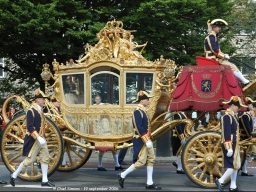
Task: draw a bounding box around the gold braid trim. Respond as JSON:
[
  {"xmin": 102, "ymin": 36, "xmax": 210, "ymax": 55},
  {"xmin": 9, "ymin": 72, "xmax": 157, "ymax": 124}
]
[
  {"xmin": 240, "ymin": 113, "xmax": 251, "ymax": 137},
  {"xmin": 205, "ymin": 31, "xmax": 225, "ymax": 59},
  {"xmin": 178, "ymin": 133, "xmax": 185, "ymax": 140},
  {"xmin": 31, "ymin": 131, "xmax": 39, "ymax": 140},
  {"xmin": 206, "ymin": 33, "xmax": 218, "ymax": 57},
  {"xmin": 191, "ymin": 74, "xmax": 222, "ymax": 98},
  {"xmin": 224, "ymin": 141, "xmax": 232, "ymax": 150},
  {"xmin": 31, "ymin": 104, "xmax": 46, "ymax": 137},
  {"xmin": 221, "ymin": 113, "xmax": 232, "ymax": 144},
  {"xmin": 141, "ymin": 134, "xmax": 150, "ymax": 143},
  {"xmin": 188, "ymin": 66, "xmax": 225, "ymax": 73}
]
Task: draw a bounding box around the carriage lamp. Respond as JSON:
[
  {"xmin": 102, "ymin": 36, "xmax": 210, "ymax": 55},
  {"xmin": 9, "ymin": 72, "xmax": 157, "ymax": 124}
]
[{"xmin": 41, "ymin": 63, "xmax": 52, "ymax": 95}]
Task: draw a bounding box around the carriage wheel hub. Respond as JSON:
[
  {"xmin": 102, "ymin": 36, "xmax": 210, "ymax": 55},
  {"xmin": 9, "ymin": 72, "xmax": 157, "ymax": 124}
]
[{"xmin": 204, "ymin": 153, "xmax": 216, "ymax": 165}]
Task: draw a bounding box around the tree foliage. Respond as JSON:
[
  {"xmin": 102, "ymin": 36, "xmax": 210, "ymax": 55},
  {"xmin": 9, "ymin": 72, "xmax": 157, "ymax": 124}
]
[
  {"xmin": 0, "ymin": 0, "xmax": 246, "ymax": 96},
  {"xmin": 229, "ymin": 0, "xmax": 256, "ymax": 56},
  {"xmin": 0, "ymin": 59, "xmax": 39, "ymax": 103},
  {"xmin": 119, "ymin": 0, "xmax": 234, "ymax": 65}
]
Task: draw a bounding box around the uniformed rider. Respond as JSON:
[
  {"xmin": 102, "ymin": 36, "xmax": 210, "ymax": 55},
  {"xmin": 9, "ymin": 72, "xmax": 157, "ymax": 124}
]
[{"xmin": 204, "ymin": 19, "xmax": 251, "ymax": 86}]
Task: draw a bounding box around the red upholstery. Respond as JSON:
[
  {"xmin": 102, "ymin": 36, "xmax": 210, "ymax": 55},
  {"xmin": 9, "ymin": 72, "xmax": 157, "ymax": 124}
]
[
  {"xmin": 169, "ymin": 65, "xmax": 243, "ymax": 112},
  {"xmin": 95, "ymin": 146, "xmax": 114, "ymax": 152},
  {"xmin": 196, "ymin": 56, "xmax": 219, "ymax": 66}
]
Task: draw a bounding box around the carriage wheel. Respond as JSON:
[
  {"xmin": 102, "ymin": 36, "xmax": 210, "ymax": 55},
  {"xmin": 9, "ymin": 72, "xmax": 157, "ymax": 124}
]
[
  {"xmin": 1, "ymin": 112, "xmax": 64, "ymax": 181},
  {"xmin": 181, "ymin": 130, "xmax": 230, "ymax": 188},
  {"xmin": 57, "ymin": 132, "xmax": 92, "ymax": 172}
]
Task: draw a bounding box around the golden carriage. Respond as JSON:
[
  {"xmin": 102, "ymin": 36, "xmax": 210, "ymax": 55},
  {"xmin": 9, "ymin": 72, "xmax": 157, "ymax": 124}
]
[{"xmin": 1, "ymin": 20, "xmax": 256, "ymax": 189}]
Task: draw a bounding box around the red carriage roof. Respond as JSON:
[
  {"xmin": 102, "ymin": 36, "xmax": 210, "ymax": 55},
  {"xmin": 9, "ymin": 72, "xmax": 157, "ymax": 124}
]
[{"xmin": 169, "ymin": 65, "xmax": 244, "ymax": 112}]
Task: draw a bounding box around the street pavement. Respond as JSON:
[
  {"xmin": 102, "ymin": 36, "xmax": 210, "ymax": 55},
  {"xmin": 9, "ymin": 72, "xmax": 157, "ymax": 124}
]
[{"xmin": 0, "ymin": 151, "xmax": 256, "ymax": 191}]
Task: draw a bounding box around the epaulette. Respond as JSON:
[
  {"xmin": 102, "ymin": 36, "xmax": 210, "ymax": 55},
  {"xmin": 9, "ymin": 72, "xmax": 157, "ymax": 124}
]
[
  {"xmin": 241, "ymin": 113, "xmax": 251, "ymax": 119},
  {"xmin": 208, "ymin": 31, "xmax": 216, "ymax": 36},
  {"xmin": 136, "ymin": 104, "xmax": 145, "ymax": 111},
  {"xmin": 224, "ymin": 108, "xmax": 233, "ymax": 115},
  {"xmin": 205, "ymin": 31, "xmax": 217, "ymax": 41},
  {"xmin": 135, "ymin": 104, "xmax": 145, "ymax": 118}
]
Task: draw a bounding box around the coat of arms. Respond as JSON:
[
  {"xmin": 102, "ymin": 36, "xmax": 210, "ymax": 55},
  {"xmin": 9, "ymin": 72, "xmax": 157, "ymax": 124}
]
[{"xmin": 201, "ymin": 74, "xmax": 212, "ymax": 92}]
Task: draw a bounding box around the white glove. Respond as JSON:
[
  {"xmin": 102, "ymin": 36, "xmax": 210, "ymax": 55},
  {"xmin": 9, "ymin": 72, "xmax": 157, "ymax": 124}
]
[
  {"xmin": 227, "ymin": 148, "xmax": 233, "ymax": 157},
  {"xmin": 224, "ymin": 54, "xmax": 230, "ymax": 59},
  {"xmin": 146, "ymin": 140, "xmax": 153, "ymax": 149},
  {"xmin": 181, "ymin": 139, "xmax": 186, "ymax": 145},
  {"xmin": 37, "ymin": 136, "xmax": 46, "ymax": 146}
]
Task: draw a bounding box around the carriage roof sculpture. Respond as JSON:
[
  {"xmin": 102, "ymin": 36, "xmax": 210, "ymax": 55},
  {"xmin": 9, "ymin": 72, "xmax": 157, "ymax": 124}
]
[{"xmin": 1, "ymin": 20, "xmax": 256, "ymax": 189}]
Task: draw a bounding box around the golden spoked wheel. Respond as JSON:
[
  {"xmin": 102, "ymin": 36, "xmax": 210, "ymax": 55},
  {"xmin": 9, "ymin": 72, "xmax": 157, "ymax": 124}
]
[
  {"xmin": 1, "ymin": 112, "xmax": 64, "ymax": 181},
  {"xmin": 57, "ymin": 131, "xmax": 92, "ymax": 172},
  {"xmin": 181, "ymin": 130, "xmax": 230, "ymax": 188}
]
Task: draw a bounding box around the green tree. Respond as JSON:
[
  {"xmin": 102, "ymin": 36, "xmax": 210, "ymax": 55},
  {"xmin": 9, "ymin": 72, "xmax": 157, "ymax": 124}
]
[
  {"xmin": 0, "ymin": 0, "xmax": 98, "ymax": 91},
  {"xmin": 0, "ymin": 0, "xmax": 239, "ymax": 94},
  {"xmin": 120, "ymin": 0, "xmax": 235, "ymax": 65},
  {"xmin": 229, "ymin": 0, "xmax": 256, "ymax": 55},
  {"xmin": 0, "ymin": 59, "xmax": 39, "ymax": 104}
]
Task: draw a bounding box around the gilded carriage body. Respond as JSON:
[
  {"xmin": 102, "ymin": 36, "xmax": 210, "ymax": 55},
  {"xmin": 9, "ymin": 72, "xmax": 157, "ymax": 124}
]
[
  {"xmin": 1, "ymin": 20, "xmax": 192, "ymax": 180},
  {"xmin": 44, "ymin": 19, "xmax": 182, "ymax": 150}
]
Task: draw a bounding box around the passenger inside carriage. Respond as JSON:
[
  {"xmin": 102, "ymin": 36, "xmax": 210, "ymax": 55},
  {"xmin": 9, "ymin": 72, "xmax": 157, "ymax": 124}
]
[
  {"xmin": 62, "ymin": 74, "xmax": 85, "ymax": 104},
  {"xmin": 91, "ymin": 71, "xmax": 119, "ymax": 105},
  {"xmin": 204, "ymin": 19, "xmax": 251, "ymax": 86},
  {"xmin": 93, "ymin": 95, "xmax": 104, "ymax": 105}
]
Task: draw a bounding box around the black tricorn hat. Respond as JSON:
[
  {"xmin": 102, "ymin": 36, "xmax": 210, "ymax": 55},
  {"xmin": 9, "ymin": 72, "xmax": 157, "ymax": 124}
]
[
  {"xmin": 244, "ymin": 97, "xmax": 256, "ymax": 105},
  {"xmin": 50, "ymin": 95, "xmax": 57, "ymax": 102},
  {"xmin": 208, "ymin": 19, "xmax": 228, "ymax": 26},
  {"xmin": 34, "ymin": 90, "xmax": 48, "ymax": 99},
  {"xmin": 132, "ymin": 90, "xmax": 153, "ymax": 103},
  {"xmin": 222, "ymin": 95, "xmax": 247, "ymax": 108}
]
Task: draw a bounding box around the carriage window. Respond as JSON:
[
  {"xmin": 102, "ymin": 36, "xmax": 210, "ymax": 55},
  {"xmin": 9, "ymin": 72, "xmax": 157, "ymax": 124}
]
[
  {"xmin": 91, "ymin": 72, "xmax": 119, "ymax": 105},
  {"xmin": 62, "ymin": 74, "xmax": 85, "ymax": 104},
  {"xmin": 126, "ymin": 73, "xmax": 153, "ymax": 104}
]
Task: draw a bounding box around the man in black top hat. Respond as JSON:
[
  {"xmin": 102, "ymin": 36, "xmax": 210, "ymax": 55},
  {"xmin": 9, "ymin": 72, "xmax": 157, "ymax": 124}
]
[
  {"xmin": 205, "ymin": 19, "xmax": 251, "ymax": 86},
  {"xmin": 118, "ymin": 90, "xmax": 161, "ymax": 190},
  {"xmin": 215, "ymin": 95, "xmax": 246, "ymax": 192},
  {"xmin": 10, "ymin": 90, "xmax": 55, "ymax": 187},
  {"xmin": 239, "ymin": 97, "xmax": 255, "ymax": 176}
]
